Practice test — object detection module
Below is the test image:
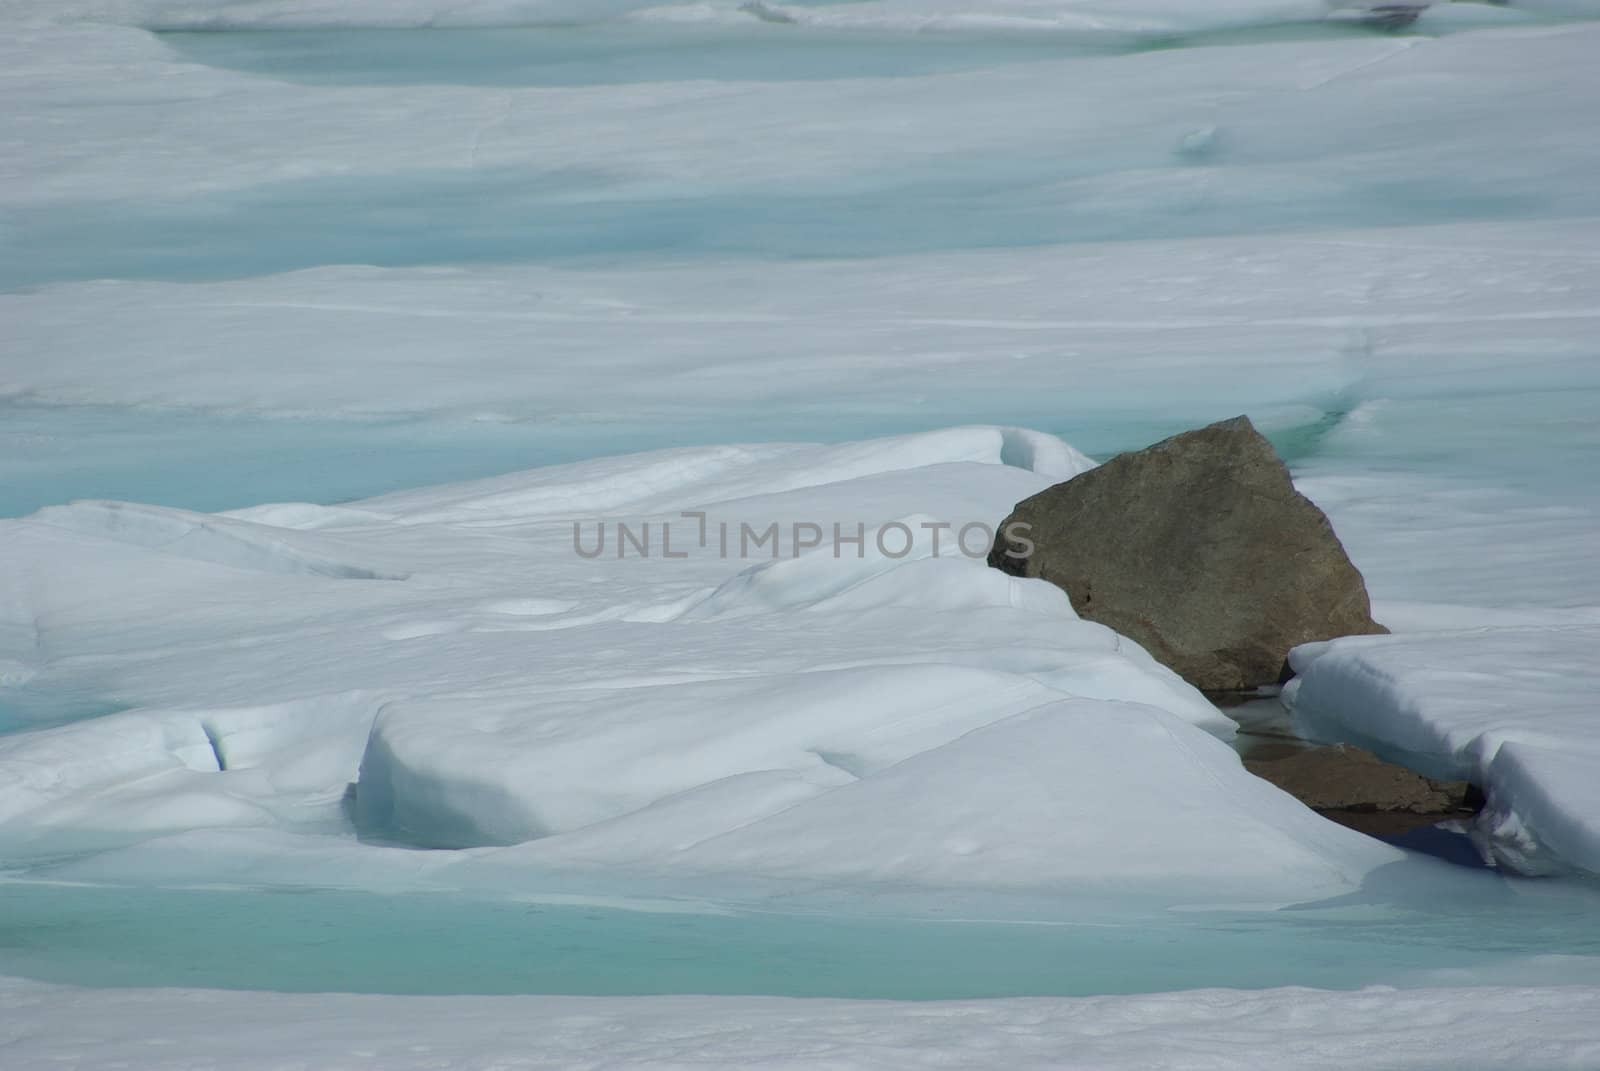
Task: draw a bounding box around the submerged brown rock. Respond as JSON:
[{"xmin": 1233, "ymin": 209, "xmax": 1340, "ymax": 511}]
[
  {"xmin": 989, "ymin": 415, "xmax": 1386, "ymax": 692},
  {"xmin": 1244, "ymin": 743, "xmax": 1481, "ymax": 837}
]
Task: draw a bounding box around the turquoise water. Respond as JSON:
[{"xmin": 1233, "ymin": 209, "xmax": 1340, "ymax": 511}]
[
  {"xmin": 158, "ymin": 24, "xmax": 1119, "ymax": 87},
  {"xmin": 6, "ymin": 392, "xmax": 1592, "ymax": 520},
  {"xmin": 1300, "ymin": 389, "xmax": 1600, "ymax": 492},
  {"xmin": 156, "ymin": 22, "xmax": 1420, "ymax": 91},
  {"xmin": 0, "ymin": 404, "xmax": 595, "ymax": 519},
  {"xmin": 164, "ymin": 8, "xmax": 1575, "ymax": 93},
  {"xmin": 2, "ymin": 159, "xmax": 1548, "ymax": 291},
  {"xmin": 0, "ymin": 401, "xmax": 1371, "ymax": 518},
  {"xmin": 4, "ymin": 877, "xmax": 1599, "ymax": 997},
  {"xmin": 0, "ymin": 693, "xmax": 128, "ymax": 737},
  {"xmin": 6, "ymin": 22, "xmax": 1584, "ymax": 292}
]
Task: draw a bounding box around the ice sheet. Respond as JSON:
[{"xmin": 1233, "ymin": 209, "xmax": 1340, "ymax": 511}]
[
  {"xmin": 4, "ymin": 1, "xmax": 1600, "ymax": 1054},
  {"xmin": 4, "ymin": 975, "xmax": 1600, "ymax": 1070},
  {"xmin": 4, "ymin": 430, "xmax": 1405, "ymax": 904}
]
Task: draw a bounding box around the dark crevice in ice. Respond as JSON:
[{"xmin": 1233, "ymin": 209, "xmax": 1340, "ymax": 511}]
[{"xmin": 200, "ymin": 722, "xmax": 228, "ymax": 772}]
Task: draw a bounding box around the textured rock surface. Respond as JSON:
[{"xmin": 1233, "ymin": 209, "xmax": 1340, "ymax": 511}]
[
  {"xmin": 1243, "ymin": 743, "xmax": 1480, "ymax": 839},
  {"xmin": 989, "ymin": 416, "xmax": 1385, "ymax": 692},
  {"xmin": 1244, "ymin": 743, "xmax": 1475, "ymax": 815}
]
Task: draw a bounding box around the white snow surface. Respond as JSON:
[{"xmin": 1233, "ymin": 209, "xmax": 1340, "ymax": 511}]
[
  {"xmin": 1, "ymin": 428, "xmax": 1406, "ymax": 900},
  {"xmin": 4, "ymin": 2, "xmax": 1600, "ymax": 1062},
  {"xmin": 5, "ymin": 15, "xmax": 1600, "ymax": 412},
  {"xmin": 0, "ymin": 0, "xmax": 1407, "ymax": 32},
  {"xmin": 1, "ymin": 1, "xmax": 1587, "ymax": 33},
  {"xmin": 4, "ymin": 976, "xmax": 1600, "ymax": 1071},
  {"xmin": 7, "ymin": 223, "xmax": 1599, "ymax": 420}
]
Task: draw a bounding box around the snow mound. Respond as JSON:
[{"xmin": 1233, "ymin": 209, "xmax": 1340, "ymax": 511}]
[
  {"xmin": 1285, "ymin": 626, "xmax": 1600, "ymax": 875},
  {"xmin": 569, "ymin": 700, "xmax": 1398, "ymax": 894},
  {"xmin": 364, "ymin": 427, "xmax": 1093, "ymax": 525},
  {"xmin": 0, "ymin": 693, "xmax": 377, "ymax": 850},
  {"xmin": 0, "ymin": 427, "xmax": 1413, "ymax": 901},
  {"xmin": 28, "ymin": 501, "xmax": 402, "ymax": 579},
  {"xmin": 681, "ymin": 537, "xmax": 1064, "ymax": 619},
  {"xmin": 222, "ymin": 502, "xmax": 391, "ymax": 531},
  {"xmin": 355, "ymin": 664, "xmax": 1071, "ymax": 848}
]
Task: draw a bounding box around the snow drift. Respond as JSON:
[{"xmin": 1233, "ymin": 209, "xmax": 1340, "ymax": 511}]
[{"xmin": 1, "ymin": 428, "xmax": 1403, "ymax": 903}]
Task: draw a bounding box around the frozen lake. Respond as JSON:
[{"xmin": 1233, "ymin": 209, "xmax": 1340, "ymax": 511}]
[
  {"xmin": 4, "ymin": 3, "xmax": 1600, "ymax": 1035},
  {"xmin": 6, "ymin": 875, "xmax": 1600, "ymax": 997},
  {"xmin": 0, "ymin": 400, "xmax": 1366, "ymax": 519},
  {"xmin": 8, "ymin": 21, "xmax": 1575, "ymax": 291}
]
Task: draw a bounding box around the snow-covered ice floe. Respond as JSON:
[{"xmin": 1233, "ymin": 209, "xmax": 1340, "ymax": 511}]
[
  {"xmin": 4, "ymin": 976, "xmax": 1600, "ymax": 1070},
  {"xmin": 1, "ymin": 427, "xmax": 1410, "ymax": 903},
  {"xmin": 1287, "ymin": 626, "xmax": 1600, "ymax": 877}
]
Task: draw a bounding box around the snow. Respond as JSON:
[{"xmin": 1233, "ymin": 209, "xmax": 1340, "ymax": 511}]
[
  {"xmin": 1286, "ymin": 627, "xmax": 1600, "ymax": 876},
  {"xmin": 2, "ymin": 427, "xmax": 1408, "ymax": 903},
  {"xmin": 7, "ymin": 221, "xmax": 1600, "ymax": 421},
  {"xmin": 30, "ymin": 500, "xmax": 404, "ymax": 579},
  {"xmin": 4, "ymin": 975, "xmax": 1600, "ymax": 1070},
  {"xmin": 0, "ymin": 692, "xmax": 379, "ymax": 842},
  {"xmin": 0, "ymin": 0, "xmax": 1584, "ymax": 35},
  {"xmin": 6, "ymin": 12, "xmax": 1600, "ymax": 390},
  {"xmin": 504, "ymin": 700, "xmax": 1389, "ymax": 890},
  {"xmin": 0, "ymin": 0, "xmax": 1419, "ymax": 33},
  {"xmin": 4, "ymin": 0, "xmax": 1600, "ymax": 1060}
]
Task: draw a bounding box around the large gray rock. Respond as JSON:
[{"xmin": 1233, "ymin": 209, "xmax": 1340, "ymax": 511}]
[{"xmin": 988, "ymin": 416, "xmax": 1385, "ymax": 692}]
